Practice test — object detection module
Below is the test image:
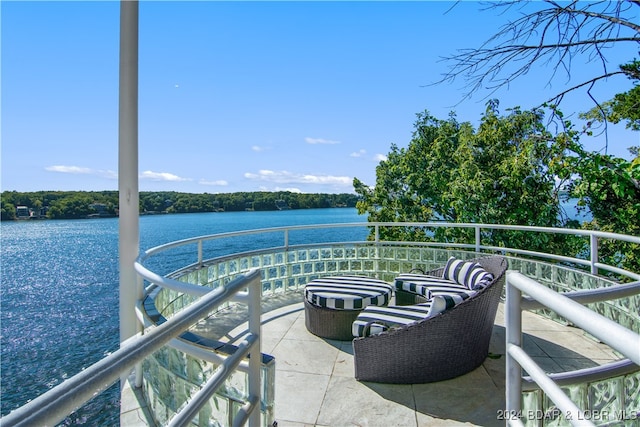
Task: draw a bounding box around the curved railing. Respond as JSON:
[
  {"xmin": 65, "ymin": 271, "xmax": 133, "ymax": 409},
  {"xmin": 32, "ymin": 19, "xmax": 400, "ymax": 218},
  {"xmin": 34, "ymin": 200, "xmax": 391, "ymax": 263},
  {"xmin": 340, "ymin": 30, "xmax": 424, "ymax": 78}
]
[{"xmin": 135, "ymin": 222, "xmax": 640, "ymax": 427}]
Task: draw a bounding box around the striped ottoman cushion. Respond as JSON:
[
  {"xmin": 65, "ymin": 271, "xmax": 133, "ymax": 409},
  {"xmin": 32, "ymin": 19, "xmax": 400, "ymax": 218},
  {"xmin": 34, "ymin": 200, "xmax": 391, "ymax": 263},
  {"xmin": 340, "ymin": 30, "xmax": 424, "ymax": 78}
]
[
  {"xmin": 305, "ymin": 276, "xmax": 393, "ymax": 310},
  {"xmin": 352, "ymin": 297, "xmax": 448, "ymax": 338}
]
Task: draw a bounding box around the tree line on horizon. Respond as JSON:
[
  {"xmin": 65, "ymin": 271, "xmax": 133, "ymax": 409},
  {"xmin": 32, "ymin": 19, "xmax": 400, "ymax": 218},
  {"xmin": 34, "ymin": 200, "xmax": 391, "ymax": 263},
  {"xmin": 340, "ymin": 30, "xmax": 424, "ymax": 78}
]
[{"xmin": 0, "ymin": 190, "xmax": 360, "ymax": 221}]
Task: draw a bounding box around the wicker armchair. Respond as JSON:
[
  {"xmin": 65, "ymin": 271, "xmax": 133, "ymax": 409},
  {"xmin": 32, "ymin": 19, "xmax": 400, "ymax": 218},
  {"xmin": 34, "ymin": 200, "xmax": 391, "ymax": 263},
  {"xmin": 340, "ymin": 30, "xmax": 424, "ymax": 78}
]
[{"xmin": 353, "ymin": 256, "xmax": 507, "ymax": 384}]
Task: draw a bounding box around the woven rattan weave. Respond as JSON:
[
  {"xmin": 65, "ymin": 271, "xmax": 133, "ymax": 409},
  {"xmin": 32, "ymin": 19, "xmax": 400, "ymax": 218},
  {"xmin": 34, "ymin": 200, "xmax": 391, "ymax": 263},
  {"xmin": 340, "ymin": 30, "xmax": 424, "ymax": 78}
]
[{"xmin": 353, "ymin": 256, "xmax": 507, "ymax": 383}]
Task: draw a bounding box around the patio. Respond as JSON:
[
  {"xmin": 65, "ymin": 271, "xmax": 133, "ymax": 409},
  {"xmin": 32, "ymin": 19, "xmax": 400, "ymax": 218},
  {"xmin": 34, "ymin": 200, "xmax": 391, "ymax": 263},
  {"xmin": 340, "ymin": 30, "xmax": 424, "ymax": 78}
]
[
  {"xmin": 120, "ymin": 297, "xmax": 620, "ymax": 426},
  {"xmin": 225, "ymin": 301, "xmax": 618, "ymax": 427},
  {"xmin": 118, "ymin": 224, "xmax": 638, "ymax": 427}
]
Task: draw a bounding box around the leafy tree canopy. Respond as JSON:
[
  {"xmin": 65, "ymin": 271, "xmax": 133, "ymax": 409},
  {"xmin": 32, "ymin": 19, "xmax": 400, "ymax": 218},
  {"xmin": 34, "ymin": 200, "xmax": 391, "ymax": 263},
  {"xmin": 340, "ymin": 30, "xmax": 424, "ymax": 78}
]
[{"xmin": 354, "ymin": 101, "xmax": 578, "ymax": 252}]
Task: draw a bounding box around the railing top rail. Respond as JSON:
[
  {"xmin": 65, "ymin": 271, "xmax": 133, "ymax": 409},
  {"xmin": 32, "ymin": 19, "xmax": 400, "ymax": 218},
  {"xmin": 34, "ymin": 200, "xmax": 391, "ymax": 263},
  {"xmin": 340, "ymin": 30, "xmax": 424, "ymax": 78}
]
[
  {"xmin": 138, "ymin": 222, "xmax": 370, "ymax": 260},
  {"xmin": 137, "ymin": 221, "xmax": 640, "ymax": 263},
  {"xmin": 372, "ymin": 222, "xmax": 640, "ymax": 244},
  {"xmin": 507, "ymin": 271, "xmax": 640, "ymax": 365}
]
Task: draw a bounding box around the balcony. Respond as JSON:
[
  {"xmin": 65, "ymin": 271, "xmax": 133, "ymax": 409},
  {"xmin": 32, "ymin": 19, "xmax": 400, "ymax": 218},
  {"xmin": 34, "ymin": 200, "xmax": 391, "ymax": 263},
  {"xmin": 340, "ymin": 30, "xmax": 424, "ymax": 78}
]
[{"xmin": 125, "ymin": 222, "xmax": 640, "ymax": 427}]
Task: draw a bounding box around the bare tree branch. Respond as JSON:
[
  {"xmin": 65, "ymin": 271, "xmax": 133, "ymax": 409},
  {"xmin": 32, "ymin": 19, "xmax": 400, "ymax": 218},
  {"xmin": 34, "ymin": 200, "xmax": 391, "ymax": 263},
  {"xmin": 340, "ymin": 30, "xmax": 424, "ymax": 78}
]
[
  {"xmin": 546, "ymin": 70, "xmax": 627, "ymax": 105},
  {"xmin": 553, "ymin": 1, "xmax": 640, "ymax": 33},
  {"xmin": 437, "ymin": 0, "xmax": 640, "ymax": 108}
]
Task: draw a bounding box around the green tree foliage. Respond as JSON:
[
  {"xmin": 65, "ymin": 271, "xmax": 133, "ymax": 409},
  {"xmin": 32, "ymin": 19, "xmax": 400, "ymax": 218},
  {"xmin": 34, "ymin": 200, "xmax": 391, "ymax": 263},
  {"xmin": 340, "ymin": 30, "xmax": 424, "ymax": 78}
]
[
  {"xmin": 581, "ymin": 60, "xmax": 640, "ymax": 134},
  {"xmin": 552, "ymin": 62, "xmax": 640, "ymax": 275},
  {"xmin": 1, "ymin": 201, "xmax": 16, "ymax": 220},
  {"xmin": 564, "ymin": 145, "xmax": 640, "ymax": 275},
  {"xmin": 354, "ymin": 102, "xmax": 580, "ymax": 255}
]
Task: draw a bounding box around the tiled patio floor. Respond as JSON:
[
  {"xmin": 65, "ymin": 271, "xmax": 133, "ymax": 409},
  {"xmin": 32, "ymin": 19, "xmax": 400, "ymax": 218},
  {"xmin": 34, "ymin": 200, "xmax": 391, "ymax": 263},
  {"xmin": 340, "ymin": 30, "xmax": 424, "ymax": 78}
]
[
  {"xmin": 121, "ymin": 301, "xmax": 619, "ymax": 426},
  {"xmin": 230, "ymin": 302, "xmax": 618, "ymax": 427}
]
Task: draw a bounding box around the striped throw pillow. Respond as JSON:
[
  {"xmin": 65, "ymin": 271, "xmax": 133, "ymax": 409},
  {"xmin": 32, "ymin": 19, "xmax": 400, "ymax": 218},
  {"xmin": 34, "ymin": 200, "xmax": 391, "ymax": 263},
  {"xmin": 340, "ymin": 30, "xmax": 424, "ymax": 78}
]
[{"xmin": 442, "ymin": 257, "xmax": 494, "ymax": 290}]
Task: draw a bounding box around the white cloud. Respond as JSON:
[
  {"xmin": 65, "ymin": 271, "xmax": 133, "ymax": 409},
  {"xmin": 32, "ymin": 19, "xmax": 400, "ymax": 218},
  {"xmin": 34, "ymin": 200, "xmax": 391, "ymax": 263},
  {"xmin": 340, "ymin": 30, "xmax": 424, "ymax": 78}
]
[
  {"xmin": 199, "ymin": 179, "xmax": 229, "ymax": 186},
  {"xmin": 350, "ymin": 149, "xmax": 367, "ymax": 158},
  {"xmin": 305, "ymin": 137, "xmax": 340, "ymax": 145},
  {"xmin": 374, "ymin": 153, "xmax": 388, "ymax": 162},
  {"xmin": 244, "ymin": 169, "xmax": 351, "ymax": 186},
  {"xmin": 45, "ymin": 165, "xmax": 117, "ymax": 179},
  {"xmin": 252, "ymin": 145, "xmax": 267, "ymax": 152},
  {"xmin": 273, "ymin": 186, "xmax": 302, "ymax": 193},
  {"xmin": 46, "ymin": 165, "xmax": 92, "ymax": 174},
  {"xmin": 140, "ymin": 170, "xmax": 191, "ymax": 182}
]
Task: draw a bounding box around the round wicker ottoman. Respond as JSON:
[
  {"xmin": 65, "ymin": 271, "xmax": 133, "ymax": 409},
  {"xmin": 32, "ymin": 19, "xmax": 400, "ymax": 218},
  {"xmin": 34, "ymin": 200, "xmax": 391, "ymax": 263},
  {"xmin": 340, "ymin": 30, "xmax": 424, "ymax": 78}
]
[{"xmin": 304, "ymin": 276, "xmax": 393, "ymax": 340}]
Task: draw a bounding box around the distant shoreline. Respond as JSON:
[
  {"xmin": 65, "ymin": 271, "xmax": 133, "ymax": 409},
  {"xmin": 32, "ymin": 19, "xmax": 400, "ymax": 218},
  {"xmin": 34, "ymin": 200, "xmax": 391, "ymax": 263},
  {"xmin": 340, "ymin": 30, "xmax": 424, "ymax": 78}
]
[{"xmin": 1, "ymin": 190, "xmax": 360, "ymax": 221}]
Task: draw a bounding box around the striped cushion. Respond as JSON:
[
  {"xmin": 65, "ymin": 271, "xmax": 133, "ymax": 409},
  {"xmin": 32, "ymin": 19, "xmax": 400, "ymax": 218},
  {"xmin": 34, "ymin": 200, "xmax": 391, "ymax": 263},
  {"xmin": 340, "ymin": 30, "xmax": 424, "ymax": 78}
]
[
  {"xmin": 442, "ymin": 257, "xmax": 494, "ymax": 290},
  {"xmin": 304, "ymin": 276, "xmax": 393, "ymax": 310},
  {"xmin": 394, "ymin": 273, "xmax": 477, "ymax": 306},
  {"xmin": 352, "ymin": 298, "xmax": 448, "ymax": 337},
  {"xmin": 394, "ymin": 280, "xmax": 433, "ymax": 299}
]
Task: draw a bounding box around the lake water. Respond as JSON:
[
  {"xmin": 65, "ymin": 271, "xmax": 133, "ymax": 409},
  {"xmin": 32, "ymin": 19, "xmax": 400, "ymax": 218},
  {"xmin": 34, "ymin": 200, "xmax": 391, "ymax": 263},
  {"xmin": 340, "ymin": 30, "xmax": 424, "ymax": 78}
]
[
  {"xmin": 0, "ymin": 203, "xmax": 590, "ymax": 424},
  {"xmin": 0, "ymin": 208, "xmax": 366, "ymax": 424}
]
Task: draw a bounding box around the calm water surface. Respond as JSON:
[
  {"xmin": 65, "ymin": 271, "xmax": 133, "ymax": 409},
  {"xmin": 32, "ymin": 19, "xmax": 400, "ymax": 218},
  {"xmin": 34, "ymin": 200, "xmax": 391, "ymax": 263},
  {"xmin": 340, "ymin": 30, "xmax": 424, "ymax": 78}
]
[{"xmin": 0, "ymin": 208, "xmax": 366, "ymax": 424}]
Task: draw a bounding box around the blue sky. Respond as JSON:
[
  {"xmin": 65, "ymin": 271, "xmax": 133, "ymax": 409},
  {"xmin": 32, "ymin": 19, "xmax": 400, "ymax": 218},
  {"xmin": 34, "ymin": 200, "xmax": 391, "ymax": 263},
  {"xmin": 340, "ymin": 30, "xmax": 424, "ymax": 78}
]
[{"xmin": 2, "ymin": 1, "xmax": 638, "ymax": 194}]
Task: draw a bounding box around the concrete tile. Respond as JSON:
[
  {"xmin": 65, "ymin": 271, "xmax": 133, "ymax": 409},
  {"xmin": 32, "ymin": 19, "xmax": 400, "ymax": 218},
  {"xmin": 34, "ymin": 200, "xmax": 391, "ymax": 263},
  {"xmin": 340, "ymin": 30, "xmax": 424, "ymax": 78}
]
[
  {"xmin": 274, "ymin": 370, "xmax": 330, "ymax": 425},
  {"xmin": 494, "ymin": 304, "xmax": 505, "ymax": 326},
  {"xmin": 488, "ymin": 326, "xmax": 506, "ymax": 355},
  {"xmin": 120, "ymin": 408, "xmax": 154, "ymax": 427},
  {"xmin": 271, "ymin": 338, "xmax": 339, "ymax": 376},
  {"xmin": 120, "ymin": 385, "xmax": 146, "ymax": 413},
  {"xmin": 482, "ymin": 357, "xmax": 506, "ymax": 390},
  {"xmin": 283, "ymin": 314, "xmax": 320, "ymax": 342},
  {"xmin": 520, "ymin": 334, "xmax": 547, "ymax": 357},
  {"xmin": 526, "ymin": 356, "xmax": 564, "ymax": 374},
  {"xmin": 317, "ymin": 375, "xmax": 417, "ymax": 427},
  {"xmin": 263, "ymin": 302, "xmax": 304, "ymax": 322},
  {"xmin": 413, "ymin": 374, "xmax": 503, "ymax": 427},
  {"xmin": 262, "ymin": 311, "xmax": 299, "ymax": 335},
  {"xmin": 120, "ymin": 376, "xmax": 156, "ymax": 427},
  {"xmin": 331, "ymin": 342, "xmax": 355, "ymax": 378},
  {"xmin": 260, "ymin": 335, "xmax": 285, "ymax": 355},
  {"xmin": 260, "ymin": 313, "xmax": 301, "ymax": 354},
  {"xmin": 522, "ymin": 311, "xmax": 569, "ymax": 332},
  {"xmin": 552, "ymin": 357, "xmax": 607, "ymax": 372},
  {"xmin": 528, "ymin": 331, "xmax": 616, "ymax": 361},
  {"xmin": 416, "ymin": 413, "xmax": 484, "ymax": 426}
]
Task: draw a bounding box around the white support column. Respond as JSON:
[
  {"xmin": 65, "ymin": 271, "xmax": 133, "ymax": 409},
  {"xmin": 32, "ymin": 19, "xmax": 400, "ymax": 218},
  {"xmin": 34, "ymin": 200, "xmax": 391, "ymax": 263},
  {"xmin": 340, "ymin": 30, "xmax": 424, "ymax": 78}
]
[
  {"xmin": 505, "ymin": 272, "xmax": 523, "ymax": 423},
  {"xmin": 590, "ymin": 234, "xmax": 598, "ymax": 275},
  {"xmin": 248, "ymin": 273, "xmax": 262, "ymax": 427},
  {"xmin": 118, "ymin": 0, "xmax": 140, "ymax": 350}
]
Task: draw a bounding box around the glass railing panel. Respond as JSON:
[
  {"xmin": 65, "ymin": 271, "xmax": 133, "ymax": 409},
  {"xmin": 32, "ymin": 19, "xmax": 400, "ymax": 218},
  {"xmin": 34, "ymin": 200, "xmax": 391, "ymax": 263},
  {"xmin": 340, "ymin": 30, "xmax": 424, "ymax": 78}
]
[
  {"xmin": 521, "ymin": 389, "xmax": 543, "ymax": 427},
  {"xmin": 625, "ymin": 371, "xmax": 640, "ymax": 421},
  {"xmin": 142, "ymin": 345, "xmax": 275, "ymax": 427},
  {"xmin": 589, "ymin": 377, "xmax": 625, "ymax": 422}
]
